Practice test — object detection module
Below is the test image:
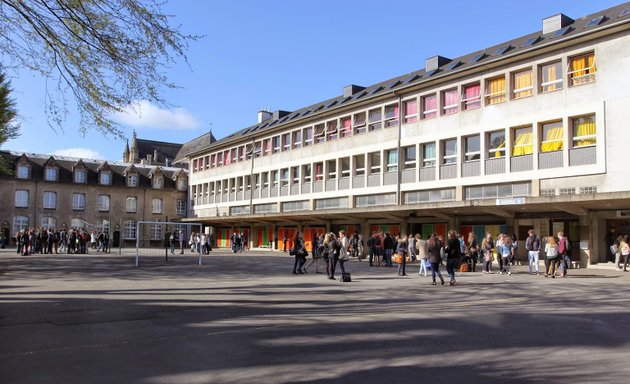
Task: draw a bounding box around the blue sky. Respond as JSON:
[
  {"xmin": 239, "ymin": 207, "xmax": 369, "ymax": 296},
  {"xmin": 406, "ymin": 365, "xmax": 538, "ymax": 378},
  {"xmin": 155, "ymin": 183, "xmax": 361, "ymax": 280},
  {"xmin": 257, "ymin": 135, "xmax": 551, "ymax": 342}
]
[{"xmin": 3, "ymin": 0, "xmax": 624, "ymax": 161}]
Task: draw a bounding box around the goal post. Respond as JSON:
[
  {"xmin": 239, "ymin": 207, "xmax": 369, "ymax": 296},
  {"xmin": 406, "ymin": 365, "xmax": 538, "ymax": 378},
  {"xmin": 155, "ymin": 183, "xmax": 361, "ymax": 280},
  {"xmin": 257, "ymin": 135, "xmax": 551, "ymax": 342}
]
[{"xmin": 134, "ymin": 221, "xmax": 204, "ymax": 267}]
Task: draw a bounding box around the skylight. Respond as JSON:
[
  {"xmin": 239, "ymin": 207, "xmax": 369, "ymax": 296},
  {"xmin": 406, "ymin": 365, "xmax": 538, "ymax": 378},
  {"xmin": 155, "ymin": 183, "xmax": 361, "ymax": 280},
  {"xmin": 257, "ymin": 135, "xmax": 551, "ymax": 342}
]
[{"xmin": 521, "ymin": 36, "xmax": 542, "ymax": 47}]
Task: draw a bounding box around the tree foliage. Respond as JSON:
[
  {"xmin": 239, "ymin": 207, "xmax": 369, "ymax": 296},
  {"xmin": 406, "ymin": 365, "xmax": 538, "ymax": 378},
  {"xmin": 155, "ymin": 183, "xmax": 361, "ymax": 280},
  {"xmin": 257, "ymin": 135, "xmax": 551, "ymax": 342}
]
[
  {"xmin": 0, "ymin": 68, "xmax": 20, "ymax": 175},
  {"xmin": 0, "ymin": 0, "xmax": 199, "ymax": 137}
]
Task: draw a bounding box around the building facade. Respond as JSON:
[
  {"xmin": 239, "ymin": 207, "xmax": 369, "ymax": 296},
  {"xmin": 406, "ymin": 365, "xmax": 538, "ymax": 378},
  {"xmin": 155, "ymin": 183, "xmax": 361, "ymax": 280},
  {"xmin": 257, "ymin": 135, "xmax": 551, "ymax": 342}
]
[
  {"xmin": 183, "ymin": 3, "xmax": 630, "ymax": 265},
  {"xmin": 0, "ymin": 151, "xmax": 189, "ymax": 248}
]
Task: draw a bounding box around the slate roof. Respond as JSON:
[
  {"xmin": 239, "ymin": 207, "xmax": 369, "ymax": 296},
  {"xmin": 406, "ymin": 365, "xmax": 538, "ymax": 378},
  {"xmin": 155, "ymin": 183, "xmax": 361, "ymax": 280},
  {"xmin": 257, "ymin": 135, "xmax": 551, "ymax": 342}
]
[
  {"xmin": 182, "ymin": 2, "xmax": 630, "ymax": 158},
  {"xmin": 0, "ymin": 151, "xmax": 187, "ymax": 189},
  {"xmin": 173, "ymin": 131, "xmax": 217, "ymax": 164},
  {"xmin": 134, "ymin": 138, "xmax": 183, "ymax": 165}
]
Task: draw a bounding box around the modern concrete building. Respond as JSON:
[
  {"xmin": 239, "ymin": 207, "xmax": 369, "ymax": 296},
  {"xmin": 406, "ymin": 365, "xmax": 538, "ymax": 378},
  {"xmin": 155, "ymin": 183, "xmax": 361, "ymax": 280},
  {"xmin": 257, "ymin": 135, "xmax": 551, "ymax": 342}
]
[
  {"xmin": 0, "ymin": 150, "xmax": 189, "ymax": 248},
  {"xmin": 181, "ymin": 3, "xmax": 630, "ymax": 265}
]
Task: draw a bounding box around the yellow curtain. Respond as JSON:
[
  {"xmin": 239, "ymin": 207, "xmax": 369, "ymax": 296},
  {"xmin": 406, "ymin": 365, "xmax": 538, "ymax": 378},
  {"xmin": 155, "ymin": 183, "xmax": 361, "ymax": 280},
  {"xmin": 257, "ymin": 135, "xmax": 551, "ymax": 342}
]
[
  {"xmin": 514, "ymin": 71, "xmax": 532, "ymax": 98},
  {"xmin": 575, "ymin": 117, "xmax": 596, "ymax": 146},
  {"xmin": 493, "ymin": 141, "xmax": 505, "ymax": 158},
  {"xmin": 487, "ymin": 78, "xmax": 506, "ymax": 104},
  {"xmin": 545, "ymin": 64, "xmax": 558, "ymax": 91},
  {"xmin": 541, "ymin": 127, "xmax": 563, "ymax": 152},
  {"xmin": 513, "ymin": 131, "xmax": 533, "ymax": 156},
  {"xmin": 570, "ymin": 53, "xmax": 596, "ymax": 81}
]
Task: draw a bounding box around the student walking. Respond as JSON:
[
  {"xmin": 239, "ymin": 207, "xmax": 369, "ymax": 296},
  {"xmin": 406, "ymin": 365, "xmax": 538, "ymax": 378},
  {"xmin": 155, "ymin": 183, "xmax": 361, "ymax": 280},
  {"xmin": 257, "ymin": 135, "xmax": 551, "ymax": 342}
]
[{"xmin": 427, "ymin": 233, "xmax": 445, "ymax": 285}]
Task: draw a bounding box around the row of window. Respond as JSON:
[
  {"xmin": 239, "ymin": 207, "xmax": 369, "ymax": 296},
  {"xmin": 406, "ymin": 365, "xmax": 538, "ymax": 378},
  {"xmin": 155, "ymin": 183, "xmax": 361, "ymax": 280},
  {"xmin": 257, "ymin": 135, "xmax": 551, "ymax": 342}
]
[
  {"xmin": 14, "ymin": 191, "xmax": 187, "ymax": 215},
  {"xmin": 191, "ymin": 114, "xmax": 596, "ymax": 200},
  {"xmin": 16, "ymin": 165, "xmax": 188, "ymax": 190},
  {"xmin": 192, "ymin": 52, "xmax": 596, "ymax": 173}
]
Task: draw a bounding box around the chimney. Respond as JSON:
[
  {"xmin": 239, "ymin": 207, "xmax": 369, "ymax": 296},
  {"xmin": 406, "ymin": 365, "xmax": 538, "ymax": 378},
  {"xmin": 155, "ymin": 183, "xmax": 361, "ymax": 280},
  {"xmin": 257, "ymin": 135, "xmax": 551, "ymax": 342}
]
[
  {"xmin": 343, "ymin": 84, "xmax": 366, "ymax": 98},
  {"xmin": 543, "ymin": 13, "xmax": 574, "ymax": 34},
  {"xmin": 153, "ymin": 150, "xmax": 159, "ymax": 163},
  {"xmin": 257, "ymin": 110, "xmax": 272, "ymax": 123},
  {"xmin": 165, "ymin": 158, "xmax": 170, "ymax": 167},
  {"xmin": 272, "ymin": 110, "xmax": 291, "ymax": 120},
  {"xmin": 425, "ymin": 55, "xmax": 452, "ymax": 72},
  {"xmin": 147, "ymin": 154, "xmax": 152, "ymax": 164}
]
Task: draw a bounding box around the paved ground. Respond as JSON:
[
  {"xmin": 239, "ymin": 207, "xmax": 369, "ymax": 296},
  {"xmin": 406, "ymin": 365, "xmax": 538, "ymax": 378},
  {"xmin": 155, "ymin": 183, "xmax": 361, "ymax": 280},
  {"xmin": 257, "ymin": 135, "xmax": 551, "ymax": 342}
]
[{"xmin": 1, "ymin": 247, "xmax": 630, "ymax": 384}]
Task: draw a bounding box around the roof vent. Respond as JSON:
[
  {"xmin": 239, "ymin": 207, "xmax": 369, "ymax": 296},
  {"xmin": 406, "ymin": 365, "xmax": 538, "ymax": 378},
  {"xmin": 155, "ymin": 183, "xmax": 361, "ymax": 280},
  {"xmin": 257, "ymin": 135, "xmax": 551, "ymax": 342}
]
[
  {"xmin": 257, "ymin": 110, "xmax": 272, "ymax": 124},
  {"xmin": 425, "ymin": 55, "xmax": 451, "ymax": 72},
  {"xmin": 343, "ymin": 84, "xmax": 366, "ymax": 98},
  {"xmin": 272, "ymin": 110, "xmax": 291, "ymax": 121},
  {"xmin": 542, "ymin": 13, "xmax": 574, "ymax": 35}
]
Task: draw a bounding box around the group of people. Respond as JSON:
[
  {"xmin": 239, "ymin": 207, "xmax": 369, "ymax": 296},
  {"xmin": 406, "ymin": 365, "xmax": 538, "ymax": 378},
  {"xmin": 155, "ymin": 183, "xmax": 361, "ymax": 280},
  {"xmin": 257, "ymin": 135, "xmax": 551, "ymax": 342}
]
[
  {"xmin": 168, "ymin": 230, "xmax": 214, "ymax": 255},
  {"xmin": 290, "ymin": 230, "xmax": 351, "ymax": 281},
  {"xmin": 230, "ymin": 232, "xmax": 247, "ymax": 253},
  {"xmin": 15, "ymin": 228, "xmax": 110, "ymax": 256}
]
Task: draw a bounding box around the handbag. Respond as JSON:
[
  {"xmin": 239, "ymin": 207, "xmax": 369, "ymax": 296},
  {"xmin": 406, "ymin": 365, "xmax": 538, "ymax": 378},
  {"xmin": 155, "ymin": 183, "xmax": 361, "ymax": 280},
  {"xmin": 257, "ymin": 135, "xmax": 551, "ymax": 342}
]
[{"xmin": 393, "ymin": 253, "xmax": 403, "ymax": 264}]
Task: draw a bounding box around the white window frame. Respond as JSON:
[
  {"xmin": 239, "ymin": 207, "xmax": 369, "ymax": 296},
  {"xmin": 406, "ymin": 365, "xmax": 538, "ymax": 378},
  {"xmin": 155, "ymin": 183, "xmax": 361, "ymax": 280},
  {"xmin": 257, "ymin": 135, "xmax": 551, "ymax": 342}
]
[
  {"xmin": 403, "ymin": 146, "xmax": 417, "ymax": 169},
  {"xmin": 384, "ymin": 103, "xmax": 399, "ymax": 128},
  {"xmin": 302, "ymin": 164, "xmax": 312, "ymax": 183},
  {"xmin": 292, "ymin": 130, "xmax": 302, "ymax": 149},
  {"xmin": 127, "ymin": 174, "xmax": 138, "ymax": 187},
  {"xmin": 303, "ymin": 128, "xmax": 313, "ymax": 147},
  {"xmin": 369, "ymin": 152, "xmax": 381, "ymax": 174},
  {"xmin": 512, "ymin": 69, "xmax": 534, "ymax": 99},
  {"xmin": 465, "ymin": 135, "xmax": 481, "ymax": 162},
  {"xmin": 126, "ymin": 197, "xmax": 137, "ymax": 213},
  {"xmin": 176, "ymin": 200, "xmax": 186, "ymax": 215},
  {"xmin": 43, "ymin": 191, "xmax": 57, "ymax": 209},
  {"xmin": 74, "ymin": 169, "xmax": 87, "ymax": 184},
  {"xmin": 17, "ymin": 165, "xmax": 29, "ymax": 179},
  {"xmin": 386, "ymin": 149, "xmax": 398, "ymax": 172},
  {"xmin": 13, "ymin": 216, "xmax": 29, "ymax": 233},
  {"xmin": 340, "ymin": 158, "xmax": 351, "ymax": 178},
  {"xmin": 327, "ymin": 160, "xmax": 337, "ymax": 180},
  {"xmin": 461, "ymin": 83, "xmax": 481, "ymax": 110},
  {"xmin": 41, "ymin": 216, "xmax": 56, "ymax": 230},
  {"xmin": 403, "ymin": 98, "xmax": 418, "ymax": 123},
  {"xmin": 442, "ymin": 139, "xmax": 458, "ymax": 165},
  {"xmin": 98, "ymin": 194, "xmax": 110, "ymax": 212},
  {"xmin": 152, "ymin": 198, "xmax": 163, "ymax": 214},
  {"xmin": 177, "ymin": 178, "xmax": 187, "ymax": 191},
  {"xmin": 45, "ymin": 167, "xmax": 58, "ymax": 181},
  {"xmin": 314, "ymin": 124, "xmax": 325, "ymax": 144},
  {"xmin": 354, "ymin": 155, "xmax": 365, "ymax": 176},
  {"xmin": 15, "ymin": 190, "xmax": 29, "ymax": 208},
  {"xmin": 422, "ymin": 143, "xmax": 436, "ymax": 168},
  {"xmin": 150, "ymin": 223, "xmax": 162, "ymax": 240},
  {"xmin": 421, "ymin": 94, "xmax": 437, "ymax": 119},
  {"xmin": 326, "ymin": 120, "xmax": 338, "ymax": 141},
  {"xmin": 100, "ymin": 171, "xmax": 111, "ymax": 185},
  {"xmin": 488, "ymin": 131, "xmax": 506, "ymax": 158},
  {"xmin": 539, "ymin": 61, "xmax": 563, "ymax": 93},
  {"xmin": 73, "ymin": 193, "xmax": 86, "ymax": 210},
  {"xmin": 368, "ymin": 108, "xmax": 382, "ymax": 131},
  {"xmin": 567, "ymin": 52, "xmax": 597, "ymax": 86},
  {"xmin": 282, "ymin": 133, "xmax": 291, "ymax": 151},
  {"xmin": 442, "ymin": 88, "xmax": 459, "ymax": 115},
  {"xmin": 353, "ymin": 112, "xmax": 367, "ymax": 135},
  {"xmin": 123, "ymin": 220, "xmax": 136, "ymax": 240},
  {"xmin": 152, "ymin": 176, "xmax": 163, "ymax": 189}
]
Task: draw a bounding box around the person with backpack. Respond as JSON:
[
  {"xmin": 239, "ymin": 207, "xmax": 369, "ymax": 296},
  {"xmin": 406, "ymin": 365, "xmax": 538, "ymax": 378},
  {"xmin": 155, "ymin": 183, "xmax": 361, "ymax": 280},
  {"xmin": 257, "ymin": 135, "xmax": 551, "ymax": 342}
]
[
  {"xmin": 526, "ymin": 229, "xmax": 541, "ymax": 275},
  {"xmin": 557, "ymin": 231, "xmax": 571, "ymax": 277}
]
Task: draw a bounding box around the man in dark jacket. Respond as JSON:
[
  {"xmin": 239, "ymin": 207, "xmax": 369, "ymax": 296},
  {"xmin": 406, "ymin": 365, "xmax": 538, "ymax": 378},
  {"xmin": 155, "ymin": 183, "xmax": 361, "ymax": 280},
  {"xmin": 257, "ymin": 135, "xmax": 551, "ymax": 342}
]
[{"xmin": 445, "ymin": 230, "xmax": 462, "ymax": 285}]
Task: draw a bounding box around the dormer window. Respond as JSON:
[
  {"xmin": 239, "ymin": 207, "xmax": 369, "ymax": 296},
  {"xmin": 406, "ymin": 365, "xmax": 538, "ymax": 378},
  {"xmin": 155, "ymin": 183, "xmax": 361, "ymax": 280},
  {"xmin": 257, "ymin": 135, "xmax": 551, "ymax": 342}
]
[
  {"xmin": 17, "ymin": 164, "xmax": 30, "ymax": 179},
  {"xmin": 74, "ymin": 169, "xmax": 87, "ymax": 183},
  {"xmin": 127, "ymin": 174, "xmax": 138, "ymax": 187},
  {"xmin": 45, "ymin": 167, "xmax": 58, "ymax": 182},
  {"xmin": 177, "ymin": 178, "xmax": 187, "ymax": 191},
  {"xmin": 152, "ymin": 176, "xmax": 163, "ymax": 189},
  {"xmin": 100, "ymin": 171, "xmax": 111, "ymax": 185}
]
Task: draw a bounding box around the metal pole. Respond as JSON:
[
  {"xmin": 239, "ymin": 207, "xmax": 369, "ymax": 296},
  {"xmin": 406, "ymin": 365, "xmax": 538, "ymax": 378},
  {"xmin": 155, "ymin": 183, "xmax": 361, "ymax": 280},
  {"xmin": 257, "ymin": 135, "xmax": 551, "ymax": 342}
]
[{"xmin": 135, "ymin": 221, "xmax": 140, "ymax": 267}]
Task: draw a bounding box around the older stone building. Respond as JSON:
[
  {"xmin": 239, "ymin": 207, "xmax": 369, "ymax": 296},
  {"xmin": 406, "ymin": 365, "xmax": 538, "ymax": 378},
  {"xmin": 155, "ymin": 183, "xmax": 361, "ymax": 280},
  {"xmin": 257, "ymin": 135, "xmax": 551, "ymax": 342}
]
[{"xmin": 0, "ymin": 150, "xmax": 189, "ymax": 248}]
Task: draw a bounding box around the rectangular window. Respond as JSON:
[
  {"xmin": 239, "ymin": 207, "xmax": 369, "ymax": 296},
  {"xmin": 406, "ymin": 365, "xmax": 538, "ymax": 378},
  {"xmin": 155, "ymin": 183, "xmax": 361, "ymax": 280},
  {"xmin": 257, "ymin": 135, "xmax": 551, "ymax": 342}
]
[
  {"xmin": 568, "ymin": 52, "xmax": 596, "ymax": 86},
  {"xmin": 486, "ymin": 76, "xmax": 506, "ymax": 105},
  {"xmin": 152, "ymin": 198, "xmax": 163, "ymax": 214},
  {"xmin": 150, "ymin": 223, "xmax": 162, "ymax": 241},
  {"xmin": 422, "ymin": 143, "xmax": 436, "ymax": 167},
  {"xmin": 253, "ymin": 142, "xmax": 262, "ymax": 158},
  {"xmin": 314, "ymin": 124, "xmax": 325, "ymax": 144},
  {"xmin": 210, "ymin": 154, "xmax": 217, "ymax": 168},
  {"xmin": 303, "ymin": 128, "xmax": 313, "ymax": 147},
  {"xmin": 41, "ymin": 217, "xmax": 56, "ymax": 230},
  {"xmin": 263, "ymin": 138, "xmax": 271, "ymax": 156},
  {"xmin": 340, "ymin": 117, "xmax": 352, "ymax": 138},
  {"xmin": 43, "ymin": 191, "xmax": 57, "ymax": 209},
  {"xmin": 488, "ymin": 131, "xmax": 506, "ymax": 158},
  {"xmin": 192, "ymin": 158, "xmax": 198, "ymax": 172},
  {"xmin": 540, "ymin": 61, "xmax": 563, "ymax": 93},
  {"xmin": 282, "ymin": 133, "xmax": 291, "ymax": 150},
  {"xmin": 369, "ymin": 152, "xmax": 381, "ymax": 174},
  {"xmin": 303, "ymin": 164, "xmax": 312, "ymax": 183},
  {"xmin": 340, "ymin": 157, "xmax": 350, "ymax": 178},
  {"xmin": 261, "ymin": 173, "xmax": 268, "ymax": 188},
  {"xmin": 442, "ymin": 139, "xmax": 457, "ymax": 165},
  {"xmin": 512, "ymin": 69, "xmax": 533, "ymax": 99},
  {"xmin": 421, "ymin": 94, "xmax": 437, "ymax": 119},
  {"xmin": 73, "ymin": 193, "xmax": 86, "ymax": 210},
  {"xmin": 74, "ymin": 169, "xmax": 86, "ymax": 183},
  {"xmin": 152, "ymin": 176, "xmax": 163, "ymax": 189},
  {"xmin": 280, "ymin": 168, "xmax": 289, "ymax": 187},
  {"xmin": 386, "ymin": 149, "xmax": 398, "ymax": 172},
  {"xmin": 513, "ymin": 126, "xmax": 533, "ymax": 156},
  {"xmin": 230, "ymin": 149, "xmax": 237, "ymax": 163},
  {"xmin": 224, "ymin": 150, "xmax": 231, "ymax": 165},
  {"xmin": 100, "ymin": 172, "xmax": 111, "ymax": 185},
  {"xmin": 327, "ymin": 160, "xmax": 337, "ymax": 179},
  {"xmin": 368, "ymin": 108, "xmax": 382, "ymax": 131},
  {"xmin": 292, "ymin": 130, "xmax": 302, "ymax": 148},
  {"xmin": 354, "ymin": 155, "xmax": 365, "ymax": 176},
  {"xmin": 291, "ymin": 166, "xmax": 300, "ymax": 184},
  {"xmin": 403, "ymin": 99, "xmax": 418, "ymax": 123},
  {"xmin": 98, "ymin": 194, "xmax": 110, "ymax": 212},
  {"xmin": 462, "ymin": 83, "xmax": 481, "ymax": 110},
  {"xmin": 384, "ymin": 103, "xmax": 399, "ymax": 127},
  {"xmin": 13, "ymin": 216, "xmax": 29, "ymax": 232},
  {"xmin": 326, "ymin": 120, "xmax": 338, "ymax": 141},
  {"xmin": 465, "ymin": 135, "xmax": 480, "ymax": 161},
  {"xmin": 541, "ymin": 121, "xmax": 563, "ymax": 152},
  {"xmin": 15, "ymin": 190, "xmax": 29, "ymax": 208},
  {"xmin": 45, "ymin": 168, "xmax": 58, "ymax": 181},
  {"xmin": 237, "ymin": 147, "xmax": 244, "ymax": 162},
  {"xmin": 314, "ymin": 162, "xmax": 324, "ymax": 181},
  {"xmin": 126, "ymin": 197, "xmax": 137, "ymax": 213},
  {"xmin": 442, "ymin": 88, "xmax": 458, "ymax": 115},
  {"xmin": 271, "ymin": 136, "xmax": 281, "ymax": 153},
  {"xmin": 124, "ymin": 220, "xmax": 136, "ymax": 240},
  {"xmin": 176, "ymin": 200, "xmax": 186, "ymax": 215},
  {"xmin": 572, "ymin": 115, "xmax": 596, "ymax": 147},
  {"xmin": 177, "ymin": 178, "xmax": 187, "ymax": 191},
  {"xmin": 271, "ymin": 170, "xmax": 279, "ymax": 187},
  {"xmin": 403, "ymin": 146, "xmax": 416, "ymax": 169},
  {"xmin": 17, "ymin": 165, "xmax": 29, "ymax": 179},
  {"xmin": 127, "ymin": 174, "xmax": 138, "ymax": 187},
  {"xmin": 353, "ymin": 112, "xmax": 367, "ymax": 134}
]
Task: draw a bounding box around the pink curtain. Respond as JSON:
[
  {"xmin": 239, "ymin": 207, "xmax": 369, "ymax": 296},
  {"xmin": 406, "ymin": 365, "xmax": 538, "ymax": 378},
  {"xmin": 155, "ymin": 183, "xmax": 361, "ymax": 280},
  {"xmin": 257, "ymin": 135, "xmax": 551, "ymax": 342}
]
[{"xmin": 405, "ymin": 100, "xmax": 417, "ymax": 116}]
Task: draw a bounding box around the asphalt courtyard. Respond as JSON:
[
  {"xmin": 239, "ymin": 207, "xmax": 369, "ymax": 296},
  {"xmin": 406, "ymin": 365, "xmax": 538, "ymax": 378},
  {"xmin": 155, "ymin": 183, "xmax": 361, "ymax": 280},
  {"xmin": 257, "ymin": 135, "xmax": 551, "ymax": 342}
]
[{"xmin": 1, "ymin": 247, "xmax": 630, "ymax": 384}]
